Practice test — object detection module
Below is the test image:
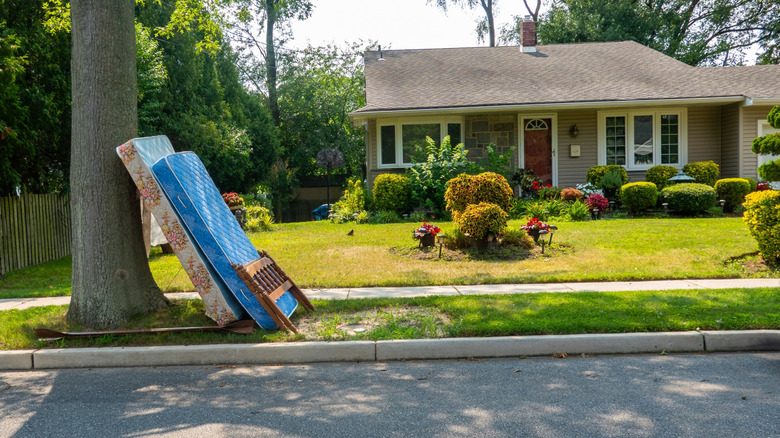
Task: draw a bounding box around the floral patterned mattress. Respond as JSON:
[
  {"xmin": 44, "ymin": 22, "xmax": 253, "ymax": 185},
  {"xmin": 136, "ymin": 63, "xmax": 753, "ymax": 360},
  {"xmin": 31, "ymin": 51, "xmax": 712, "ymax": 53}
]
[
  {"xmin": 152, "ymin": 151, "xmax": 298, "ymax": 329},
  {"xmin": 116, "ymin": 135, "xmax": 243, "ymax": 326}
]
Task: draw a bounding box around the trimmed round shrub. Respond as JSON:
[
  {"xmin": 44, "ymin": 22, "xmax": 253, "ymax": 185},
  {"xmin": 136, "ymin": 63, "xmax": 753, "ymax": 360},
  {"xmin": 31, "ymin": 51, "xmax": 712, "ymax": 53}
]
[
  {"xmin": 586, "ymin": 165, "xmax": 628, "ymax": 186},
  {"xmin": 444, "ymin": 172, "xmax": 513, "ymax": 218},
  {"xmin": 744, "ymin": 177, "xmax": 758, "ymax": 193},
  {"xmin": 758, "ymin": 160, "xmax": 780, "ymax": 182},
  {"xmin": 645, "ymin": 165, "xmax": 678, "ymax": 190},
  {"xmin": 373, "ymin": 174, "xmax": 411, "ymax": 214},
  {"xmin": 661, "ymin": 183, "xmax": 717, "ymax": 214},
  {"xmin": 714, "ymin": 178, "xmax": 751, "ymax": 212},
  {"xmin": 683, "ymin": 161, "xmax": 719, "ymax": 187},
  {"xmin": 620, "ymin": 182, "xmax": 658, "ymax": 214},
  {"xmin": 743, "ymin": 190, "xmax": 780, "ymax": 265},
  {"xmin": 457, "ymin": 202, "xmax": 508, "ymax": 239}
]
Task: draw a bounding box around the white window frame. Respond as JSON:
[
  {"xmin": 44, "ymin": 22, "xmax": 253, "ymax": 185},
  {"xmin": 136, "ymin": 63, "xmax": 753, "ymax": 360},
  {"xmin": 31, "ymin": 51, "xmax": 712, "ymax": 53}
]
[
  {"xmin": 376, "ymin": 116, "xmax": 465, "ymax": 169},
  {"xmin": 597, "ymin": 108, "xmax": 687, "ymax": 170}
]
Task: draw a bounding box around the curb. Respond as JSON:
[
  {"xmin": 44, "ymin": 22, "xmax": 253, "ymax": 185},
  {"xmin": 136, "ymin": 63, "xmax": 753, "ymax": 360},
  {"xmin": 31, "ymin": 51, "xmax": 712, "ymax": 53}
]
[{"xmin": 1, "ymin": 330, "xmax": 778, "ymax": 371}]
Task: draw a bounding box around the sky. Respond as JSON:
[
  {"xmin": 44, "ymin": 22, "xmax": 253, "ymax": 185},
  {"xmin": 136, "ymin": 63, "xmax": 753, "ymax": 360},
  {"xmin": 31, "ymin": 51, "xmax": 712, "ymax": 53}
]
[{"xmin": 288, "ymin": 0, "xmax": 546, "ymax": 51}]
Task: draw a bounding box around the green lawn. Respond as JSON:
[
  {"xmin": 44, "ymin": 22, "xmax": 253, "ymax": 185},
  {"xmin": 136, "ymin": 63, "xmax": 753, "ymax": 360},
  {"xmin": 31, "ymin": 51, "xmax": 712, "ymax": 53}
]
[
  {"xmin": 0, "ymin": 217, "xmax": 770, "ymax": 299},
  {"xmin": 250, "ymin": 217, "xmax": 765, "ymax": 287},
  {"xmin": 3, "ymin": 287, "xmax": 778, "ymax": 350}
]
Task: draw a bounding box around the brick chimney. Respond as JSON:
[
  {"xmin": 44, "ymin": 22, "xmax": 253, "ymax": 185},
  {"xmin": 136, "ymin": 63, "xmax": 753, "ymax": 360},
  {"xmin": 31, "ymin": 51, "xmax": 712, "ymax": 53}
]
[{"xmin": 520, "ymin": 16, "xmax": 536, "ymax": 53}]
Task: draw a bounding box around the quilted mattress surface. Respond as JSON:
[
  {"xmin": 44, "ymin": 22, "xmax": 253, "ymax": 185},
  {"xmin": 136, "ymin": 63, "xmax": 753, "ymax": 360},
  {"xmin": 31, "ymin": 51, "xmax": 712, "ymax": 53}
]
[
  {"xmin": 118, "ymin": 135, "xmax": 243, "ymax": 325},
  {"xmin": 152, "ymin": 152, "xmax": 298, "ymax": 328}
]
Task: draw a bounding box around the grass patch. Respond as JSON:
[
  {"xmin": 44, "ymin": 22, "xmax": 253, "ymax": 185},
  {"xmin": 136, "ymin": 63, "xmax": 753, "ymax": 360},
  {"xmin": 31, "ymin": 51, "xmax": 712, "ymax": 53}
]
[
  {"xmin": 0, "ymin": 256, "xmax": 72, "ymax": 299},
  {"xmin": 249, "ymin": 218, "xmax": 768, "ymax": 287},
  {"xmin": 3, "ymin": 288, "xmax": 778, "ymax": 350},
  {"xmin": 1, "ymin": 217, "xmax": 775, "ymax": 299}
]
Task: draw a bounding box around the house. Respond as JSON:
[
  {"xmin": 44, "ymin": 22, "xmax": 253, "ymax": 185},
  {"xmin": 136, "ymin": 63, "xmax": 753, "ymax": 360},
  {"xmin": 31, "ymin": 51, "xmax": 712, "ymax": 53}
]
[{"xmin": 350, "ymin": 19, "xmax": 780, "ymax": 189}]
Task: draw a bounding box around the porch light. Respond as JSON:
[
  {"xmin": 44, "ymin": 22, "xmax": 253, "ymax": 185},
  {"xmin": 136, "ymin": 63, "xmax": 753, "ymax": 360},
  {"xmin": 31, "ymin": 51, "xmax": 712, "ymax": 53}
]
[
  {"xmin": 569, "ymin": 124, "xmax": 579, "ymax": 137},
  {"xmin": 668, "ymin": 170, "xmax": 696, "ymax": 183}
]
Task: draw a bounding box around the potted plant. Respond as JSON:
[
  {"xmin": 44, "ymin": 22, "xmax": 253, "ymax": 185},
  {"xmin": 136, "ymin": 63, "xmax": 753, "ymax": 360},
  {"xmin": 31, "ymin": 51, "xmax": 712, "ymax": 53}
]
[
  {"xmin": 520, "ymin": 217, "xmax": 551, "ymax": 243},
  {"xmin": 413, "ymin": 222, "xmax": 441, "ymax": 247}
]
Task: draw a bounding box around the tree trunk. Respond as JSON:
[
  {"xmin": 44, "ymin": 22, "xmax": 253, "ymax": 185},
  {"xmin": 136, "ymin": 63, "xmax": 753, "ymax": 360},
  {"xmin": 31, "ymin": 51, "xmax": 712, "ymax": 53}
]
[
  {"xmin": 482, "ymin": 0, "xmax": 495, "ymax": 47},
  {"xmin": 68, "ymin": 0, "xmax": 168, "ymax": 329},
  {"xmin": 265, "ymin": 0, "xmax": 280, "ymax": 127}
]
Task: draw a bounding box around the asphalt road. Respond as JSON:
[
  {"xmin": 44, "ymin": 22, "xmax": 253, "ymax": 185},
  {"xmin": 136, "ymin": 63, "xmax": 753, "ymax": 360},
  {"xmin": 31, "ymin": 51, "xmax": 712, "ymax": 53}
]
[{"xmin": 1, "ymin": 352, "xmax": 778, "ymax": 438}]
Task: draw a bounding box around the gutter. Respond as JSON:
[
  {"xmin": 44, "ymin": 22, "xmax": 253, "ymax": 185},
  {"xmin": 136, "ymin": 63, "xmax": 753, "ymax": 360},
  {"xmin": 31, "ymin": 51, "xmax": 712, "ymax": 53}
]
[
  {"xmin": 744, "ymin": 97, "xmax": 780, "ymax": 106},
  {"xmin": 349, "ymin": 96, "xmax": 748, "ymax": 121}
]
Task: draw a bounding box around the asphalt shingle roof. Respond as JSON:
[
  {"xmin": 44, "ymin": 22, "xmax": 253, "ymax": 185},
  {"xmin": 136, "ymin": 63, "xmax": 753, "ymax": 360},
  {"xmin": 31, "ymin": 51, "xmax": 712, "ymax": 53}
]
[{"xmin": 355, "ymin": 41, "xmax": 780, "ymax": 114}]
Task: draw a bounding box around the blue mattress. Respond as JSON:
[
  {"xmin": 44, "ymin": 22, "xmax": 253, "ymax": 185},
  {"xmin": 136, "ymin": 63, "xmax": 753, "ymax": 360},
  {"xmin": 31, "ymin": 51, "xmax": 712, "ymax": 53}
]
[
  {"xmin": 152, "ymin": 152, "xmax": 298, "ymax": 329},
  {"xmin": 131, "ymin": 136, "xmax": 246, "ymax": 322}
]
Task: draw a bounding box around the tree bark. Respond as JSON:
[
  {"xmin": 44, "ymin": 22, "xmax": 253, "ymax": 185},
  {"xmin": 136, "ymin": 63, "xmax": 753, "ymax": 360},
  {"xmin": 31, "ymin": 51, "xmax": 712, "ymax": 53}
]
[
  {"xmin": 68, "ymin": 0, "xmax": 168, "ymax": 329},
  {"xmin": 265, "ymin": 0, "xmax": 280, "ymax": 127}
]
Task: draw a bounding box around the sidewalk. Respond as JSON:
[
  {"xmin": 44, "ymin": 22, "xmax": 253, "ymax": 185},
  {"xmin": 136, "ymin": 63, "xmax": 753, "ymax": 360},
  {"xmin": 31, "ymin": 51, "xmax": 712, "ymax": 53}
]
[
  {"xmin": 1, "ymin": 278, "xmax": 778, "ymax": 371},
  {"xmin": 2, "ymin": 278, "xmax": 779, "ymax": 311}
]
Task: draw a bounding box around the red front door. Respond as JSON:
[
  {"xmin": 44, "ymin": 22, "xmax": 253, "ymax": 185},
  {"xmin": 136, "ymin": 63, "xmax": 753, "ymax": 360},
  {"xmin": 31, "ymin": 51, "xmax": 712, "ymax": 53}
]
[{"xmin": 523, "ymin": 118, "xmax": 553, "ymax": 186}]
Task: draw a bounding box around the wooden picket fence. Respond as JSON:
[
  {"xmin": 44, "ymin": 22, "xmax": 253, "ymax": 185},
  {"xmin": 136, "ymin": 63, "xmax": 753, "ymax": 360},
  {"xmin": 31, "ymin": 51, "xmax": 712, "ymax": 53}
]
[{"xmin": 0, "ymin": 193, "xmax": 71, "ymax": 276}]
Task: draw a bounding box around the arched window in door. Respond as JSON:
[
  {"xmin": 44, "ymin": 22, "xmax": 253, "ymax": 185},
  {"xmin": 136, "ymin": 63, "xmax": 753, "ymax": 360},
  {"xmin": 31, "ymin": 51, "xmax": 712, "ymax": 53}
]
[{"xmin": 525, "ymin": 119, "xmax": 548, "ymax": 130}]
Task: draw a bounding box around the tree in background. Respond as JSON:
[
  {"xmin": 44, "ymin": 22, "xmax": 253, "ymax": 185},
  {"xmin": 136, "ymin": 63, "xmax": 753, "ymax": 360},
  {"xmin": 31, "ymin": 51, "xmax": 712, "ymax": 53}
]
[
  {"xmin": 277, "ymin": 43, "xmax": 369, "ymax": 181},
  {"xmin": 428, "ymin": 0, "xmax": 497, "ymax": 47},
  {"xmin": 0, "ymin": 0, "xmax": 71, "ymax": 196},
  {"xmin": 68, "ymin": 0, "xmax": 168, "ymax": 328},
  {"xmin": 224, "ymin": 0, "xmax": 312, "ymax": 127},
  {"xmin": 503, "ymin": 0, "xmax": 778, "ymax": 66},
  {"xmin": 137, "ymin": 1, "xmax": 279, "ymax": 193}
]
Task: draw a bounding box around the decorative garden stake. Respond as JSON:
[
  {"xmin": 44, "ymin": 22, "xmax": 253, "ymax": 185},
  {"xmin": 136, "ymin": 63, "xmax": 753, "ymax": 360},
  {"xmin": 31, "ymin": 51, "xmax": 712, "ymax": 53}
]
[{"xmin": 316, "ymin": 148, "xmax": 345, "ymax": 210}]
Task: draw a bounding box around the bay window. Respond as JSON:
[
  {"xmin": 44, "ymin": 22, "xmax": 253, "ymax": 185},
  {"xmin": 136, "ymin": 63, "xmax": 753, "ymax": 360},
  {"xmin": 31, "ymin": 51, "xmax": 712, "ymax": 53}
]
[
  {"xmin": 598, "ymin": 109, "xmax": 686, "ymax": 170},
  {"xmin": 377, "ymin": 117, "xmax": 464, "ymax": 168}
]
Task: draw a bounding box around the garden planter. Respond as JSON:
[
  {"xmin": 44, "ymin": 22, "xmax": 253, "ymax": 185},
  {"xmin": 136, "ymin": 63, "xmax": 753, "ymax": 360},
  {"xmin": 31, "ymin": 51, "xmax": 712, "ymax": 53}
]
[
  {"xmin": 230, "ymin": 206, "xmax": 246, "ymax": 228},
  {"xmin": 470, "ymin": 234, "xmax": 495, "ymax": 251},
  {"xmin": 419, "ymin": 233, "xmax": 436, "ymax": 248},
  {"xmin": 527, "ymin": 229, "xmax": 542, "ymax": 243}
]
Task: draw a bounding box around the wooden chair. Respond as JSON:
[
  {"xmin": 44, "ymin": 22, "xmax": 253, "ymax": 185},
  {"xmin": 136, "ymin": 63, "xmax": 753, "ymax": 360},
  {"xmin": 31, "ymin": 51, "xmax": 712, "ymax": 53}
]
[{"xmin": 232, "ymin": 250, "xmax": 314, "ymax": 332}]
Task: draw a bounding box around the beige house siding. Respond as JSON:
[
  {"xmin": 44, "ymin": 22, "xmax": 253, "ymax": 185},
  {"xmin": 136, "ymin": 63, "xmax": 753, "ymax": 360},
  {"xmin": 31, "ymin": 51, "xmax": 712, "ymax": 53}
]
[
  {"xmin": 720, "ymin": 103, "xmax": 741, "ymax": 178},
  {"xmin": 556, "ymin": 109, "xmax": 597, "ymax": 188},
  {"xmin": 741, "ymin": 105, "xmax": 774, "ymax": 179},
  {"xmin": 363, "ymin": 103, "xmax": 766, "ymax": 190},
  {"xmin": 687, "ymin": 106, "xmax": 721, "ymax": 169}
]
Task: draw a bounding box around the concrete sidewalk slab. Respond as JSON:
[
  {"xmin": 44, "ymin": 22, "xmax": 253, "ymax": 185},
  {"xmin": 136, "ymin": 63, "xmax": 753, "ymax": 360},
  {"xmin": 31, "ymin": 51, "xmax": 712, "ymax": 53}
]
[
  {"xmin": 375, "ymin": 332, "xmax": 704, "ymax": 361},
  {"xmin": 301, "ymin": 288, "xmax": 350, "ymax": 300},
  {"xmin": 456, "ymin": 284, "xmax": 571, "ymax": 295},
  {"xmin": 32, "ymin": 341, "xmax": 376, "ymax": 369},
  {"xmin": 689, "ymin": 278, "xmax": 780, "ymax": 289},
  {"xmin": 702, "ymin": 330, "xmax": 780, "ymax": 352},
  {"xmin": 0, "ymin": 350, "xmax": 35, "ymax": 370},
  {"xmin": 562, "ymin": 280, "xmax": 703, "ymax": 292},
  {"xmin": 346, "ymin": 286, "xmax": 458, "ymax": 299},
  {"xmin": 0, "ymin": 296, "xmax": 70, "ymax": 311}
]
